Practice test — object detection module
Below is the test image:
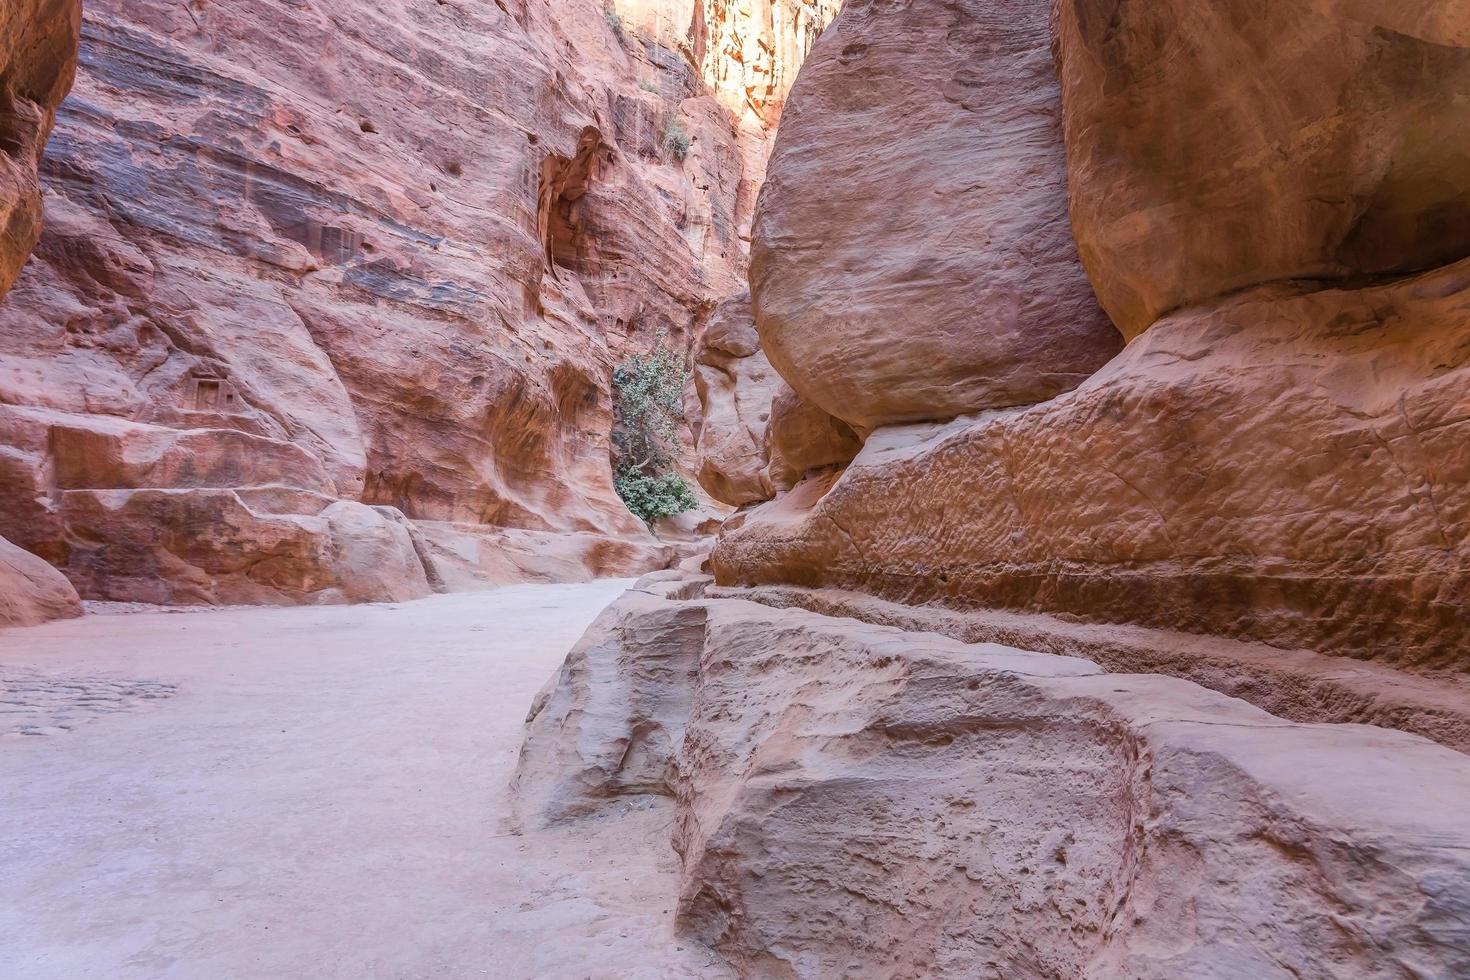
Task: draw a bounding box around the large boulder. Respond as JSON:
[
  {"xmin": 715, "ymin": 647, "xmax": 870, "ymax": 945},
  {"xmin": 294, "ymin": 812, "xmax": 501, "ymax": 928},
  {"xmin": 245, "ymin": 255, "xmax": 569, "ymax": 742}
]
[
  {"xmin": 0, "ymin": 0, "xmax": 81, "ymax": 296},
  {"xmin": 0, "ymin": 534, "xmax": 80, "ymax": 628},
  {"xmin": 691, "ymin": 292, "xmax": 780, "ymax": 506},
  {"xmin": 749, "ymin": 0, "xmax": 1121, "ymax": 430},
  {"xmin": 59, "ymin": 489, "xmax": 434, "ymax": 606},
  {"xmin": 1056, "ymin": 0, "xmax": 1470, "ymax": 338}
]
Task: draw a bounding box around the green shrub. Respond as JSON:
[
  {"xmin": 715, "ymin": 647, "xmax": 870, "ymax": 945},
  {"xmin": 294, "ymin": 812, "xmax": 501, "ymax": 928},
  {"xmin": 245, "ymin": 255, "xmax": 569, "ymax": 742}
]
[
  {"xmin": 663, "ymin": 116, "xmax": 691, "ymax": 160},
  {"xmin": 639, "ymin": 79, "xmax": 660, "ymax": 94},
  {"xmin": 611, "ymin": 336, "xmax": 697, "ymax": 525},
  {"xmin": 604, "ymin": 8, "xmax": 626, "ymax": 40},
  {"xmin": 613, "ymin": 470, "xmax": 698, "ymax": 524}
]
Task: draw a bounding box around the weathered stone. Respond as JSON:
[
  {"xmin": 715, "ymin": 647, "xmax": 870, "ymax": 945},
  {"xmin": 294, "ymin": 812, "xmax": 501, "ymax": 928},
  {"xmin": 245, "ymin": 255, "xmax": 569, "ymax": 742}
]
[
  {"xmin": 749, "ymin": 0, "xmax": 1121, "ymax": 430},
  {"xmin": 0, "ymin": 533, "xmax": 81, "ymax": 629},
  {"xmin": 692, "ymin": 292, "xmax": 779, "ymax": 506},
  {"xmin": 1056, "ymin": 0, "xmax": 1470, "ymax": 338},
  {"xmin": 763, "ymin": 380, "xmax": 860, "ymax": 492},
  {"xmin": 59, "ymin": 489, "xmax": 432, "ymax": 606},
  {"xmin": 515, "ymin": 579, "xmax": 1470, "ymax": 977},
  {"xmin": 0, "ymin": 0, "xmax": 797, "ymax": 602},
  {"xmin": 0, "ymin": 0, "xmax": 81, "ymax": 296}
]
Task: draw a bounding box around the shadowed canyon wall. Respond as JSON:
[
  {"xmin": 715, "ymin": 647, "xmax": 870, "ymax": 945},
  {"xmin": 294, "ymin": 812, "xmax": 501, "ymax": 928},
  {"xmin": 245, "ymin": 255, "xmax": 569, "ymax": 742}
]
[{"xmin": 0, "ymin": 0, "xmax": 838, "ymax": 613}]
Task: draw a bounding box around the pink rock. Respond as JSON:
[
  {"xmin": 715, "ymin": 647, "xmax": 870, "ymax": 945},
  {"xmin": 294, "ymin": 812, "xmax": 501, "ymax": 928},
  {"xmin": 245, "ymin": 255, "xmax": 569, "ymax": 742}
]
[
  {"xmin": 750, "ymin": 0, "xmax": 1121, "ymax": 430},
  {"xmin": 0, "ymin": 533, "xmax": 81, "ymax": 629}
]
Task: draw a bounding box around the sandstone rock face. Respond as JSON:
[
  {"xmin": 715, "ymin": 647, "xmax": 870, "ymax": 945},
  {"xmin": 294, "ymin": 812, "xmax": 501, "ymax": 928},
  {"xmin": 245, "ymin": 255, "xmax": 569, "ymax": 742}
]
[
  {"xmin": 715, "ymin": 259, "xmax": 1470, "ymax": 671},
  {"xmin": 749, "ymin": 0, "xmax": 1121, "ymax": 430},
  {"xmin": 691, "ymin": 292, "xmax": 778, "ymax": 506},
  {"xmin": 611, "ymin": 1, "xmax": 841, "ymax": 130},
  {"xmin": 692, "ymin": 292, "xmax": 858, "ymax": 505},
  {"xmin": 1056, "ymin": 0, "xmax": 1470, "ymax": 338},
  {"xmin": 763, "ymin": 379, "xmax": 860, "ymax": 492},
  {"xmin": 516, "ymin": 578, "xmax": 1470, "ymax": 977},
  {"xmin": 0, "ymin": 0, "xmax": 81, "ymax": 297},
  {"xmin": 513, "ymin": 572, "xmax": 707, "ymax": 827},
  {"xmin": 0, "ymin": 0, "xmax": 784, "ymax": 602},
  {"xmin": 722, "ymin": 0, "xmax": 1470, "ymax": 674},
  {"xmin": 0, "ymin": 533, "xmax": 81, "ymax": 629}
]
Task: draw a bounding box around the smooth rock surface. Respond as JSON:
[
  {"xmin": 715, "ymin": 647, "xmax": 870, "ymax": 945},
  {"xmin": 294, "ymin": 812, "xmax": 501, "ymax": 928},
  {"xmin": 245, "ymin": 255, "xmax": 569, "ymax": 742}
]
[
  {"xmin": 1056, "ymin": 0, "xmax": 1470, "ymax": 338},
  {"xmin": 749, "ymin": 0, "xmax": 1121, "ymax": 429},
  {"xmin": 0, "ymin": 534, "xmax": 81, "ymax": 629}
]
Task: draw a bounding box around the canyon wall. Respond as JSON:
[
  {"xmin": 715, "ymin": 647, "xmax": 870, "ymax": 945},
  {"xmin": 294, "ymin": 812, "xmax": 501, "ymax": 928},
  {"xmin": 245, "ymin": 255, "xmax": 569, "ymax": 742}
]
[
  {"xmin": 0, "ymin": 0, "xmax": 83, "ymax": 627},
  {"xmin": 711, "ymin": 0, "xmax": 1470, "ymax": 672},
  {"xmin": 0, "ymin": 0, "xmax": 836, "ymax": 611}
]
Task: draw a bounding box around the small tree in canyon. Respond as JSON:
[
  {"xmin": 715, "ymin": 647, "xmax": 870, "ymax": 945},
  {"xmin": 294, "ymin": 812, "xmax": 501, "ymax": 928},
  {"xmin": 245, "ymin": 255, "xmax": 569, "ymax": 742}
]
[{"xmin": 611, "ymin": 337, "xmax": 697, "ymax": 525}]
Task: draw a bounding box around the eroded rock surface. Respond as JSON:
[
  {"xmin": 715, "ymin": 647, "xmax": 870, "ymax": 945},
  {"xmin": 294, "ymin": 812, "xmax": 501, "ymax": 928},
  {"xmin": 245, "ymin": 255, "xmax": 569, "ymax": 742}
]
[
  {"xmin": 716, "ymin": 261, "xmax": 1470, "ymax": 670},
  {"xmin": 749, "ymin": 0, "xmax": 1121, "ymax": 430},
  {"xmin": 763, "ymin": 379, "xmax": 860, "ymax": 492},
  {"xmin": 692, "ymin": 292, "xmax": 779, "ymax": 506},
  {"xmin": 722, "ymin": 0, "xmax": 1470, "ymax": 675},
  {"xmin": 517, "ymin": 577, "xmax": 1470, "ymax": 977}
]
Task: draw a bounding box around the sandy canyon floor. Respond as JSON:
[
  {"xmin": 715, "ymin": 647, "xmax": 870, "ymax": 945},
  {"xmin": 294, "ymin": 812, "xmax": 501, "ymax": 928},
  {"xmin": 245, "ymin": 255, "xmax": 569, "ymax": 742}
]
[{"xmin": 0, "ymin": 581, "xmax": 728, "ymax": 979}]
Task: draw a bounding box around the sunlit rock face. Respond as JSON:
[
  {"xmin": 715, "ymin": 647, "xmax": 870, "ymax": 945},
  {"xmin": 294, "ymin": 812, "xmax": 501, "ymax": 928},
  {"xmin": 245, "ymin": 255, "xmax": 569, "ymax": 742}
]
[
  {"xmin": 0, "ymin": 0, "xmax": 774, "ymax": 603},
  {"xmin": 1055, "ymin": 0, "xmax": 1470, "ymax": 339},
  {"xmin": 611, "ymin": 0, "xmax": 840, "ymax": 130}
]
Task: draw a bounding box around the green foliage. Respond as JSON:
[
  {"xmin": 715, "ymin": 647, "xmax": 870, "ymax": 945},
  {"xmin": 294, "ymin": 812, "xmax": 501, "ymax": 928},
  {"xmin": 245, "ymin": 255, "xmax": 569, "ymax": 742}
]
[
  {"xmin": 614, "ymin": 470, "xmax": 698, "ymax": 524},
  {"xmin": 604, "ymin": 8, "xmax": 626, "ymax": 40},
  {"xmin": 663, "ymin": 116, "xmax": 691, "ymax": 161},
  {"xmin": 639, "ymin": 79, "xmax": 660, "ymax": 94},
  {"xmin": 611, "ymin": 336, "xmax": 696, "ymax": 525}
]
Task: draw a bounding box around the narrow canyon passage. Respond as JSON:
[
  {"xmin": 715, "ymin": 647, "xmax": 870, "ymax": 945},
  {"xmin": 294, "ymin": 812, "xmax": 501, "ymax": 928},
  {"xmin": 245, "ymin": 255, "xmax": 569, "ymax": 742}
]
[{"xmin": 0, "ymin": 582, "xmax": 726, "ymax": 979}]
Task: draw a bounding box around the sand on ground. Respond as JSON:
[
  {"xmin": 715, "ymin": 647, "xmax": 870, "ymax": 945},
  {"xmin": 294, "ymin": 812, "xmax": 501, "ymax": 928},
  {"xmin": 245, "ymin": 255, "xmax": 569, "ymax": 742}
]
[{"xmin": 0, "ymin": 581, "xmax": 728, "ymax": 979}]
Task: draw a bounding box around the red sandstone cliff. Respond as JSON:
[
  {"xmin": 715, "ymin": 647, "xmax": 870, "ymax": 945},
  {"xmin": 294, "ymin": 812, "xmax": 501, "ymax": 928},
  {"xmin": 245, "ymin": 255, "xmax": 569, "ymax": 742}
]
[{"xmin": 0, "ymin": 0, "xmax": 836, "ymax": 610}]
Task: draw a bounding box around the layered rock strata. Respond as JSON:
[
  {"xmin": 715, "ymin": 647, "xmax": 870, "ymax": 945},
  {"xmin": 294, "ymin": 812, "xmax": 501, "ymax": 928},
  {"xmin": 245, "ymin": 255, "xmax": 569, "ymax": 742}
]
[
  {"xmin": 0, "ymin": 0, "xmax": 798, "ymax": 605},
  {"xmin": 0, "ymin": 0, "xmax": 83, "ymax": 627},
  {"xmin": 517, "ymin": 575, "xmax": 1470, "ymax": 977}
]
